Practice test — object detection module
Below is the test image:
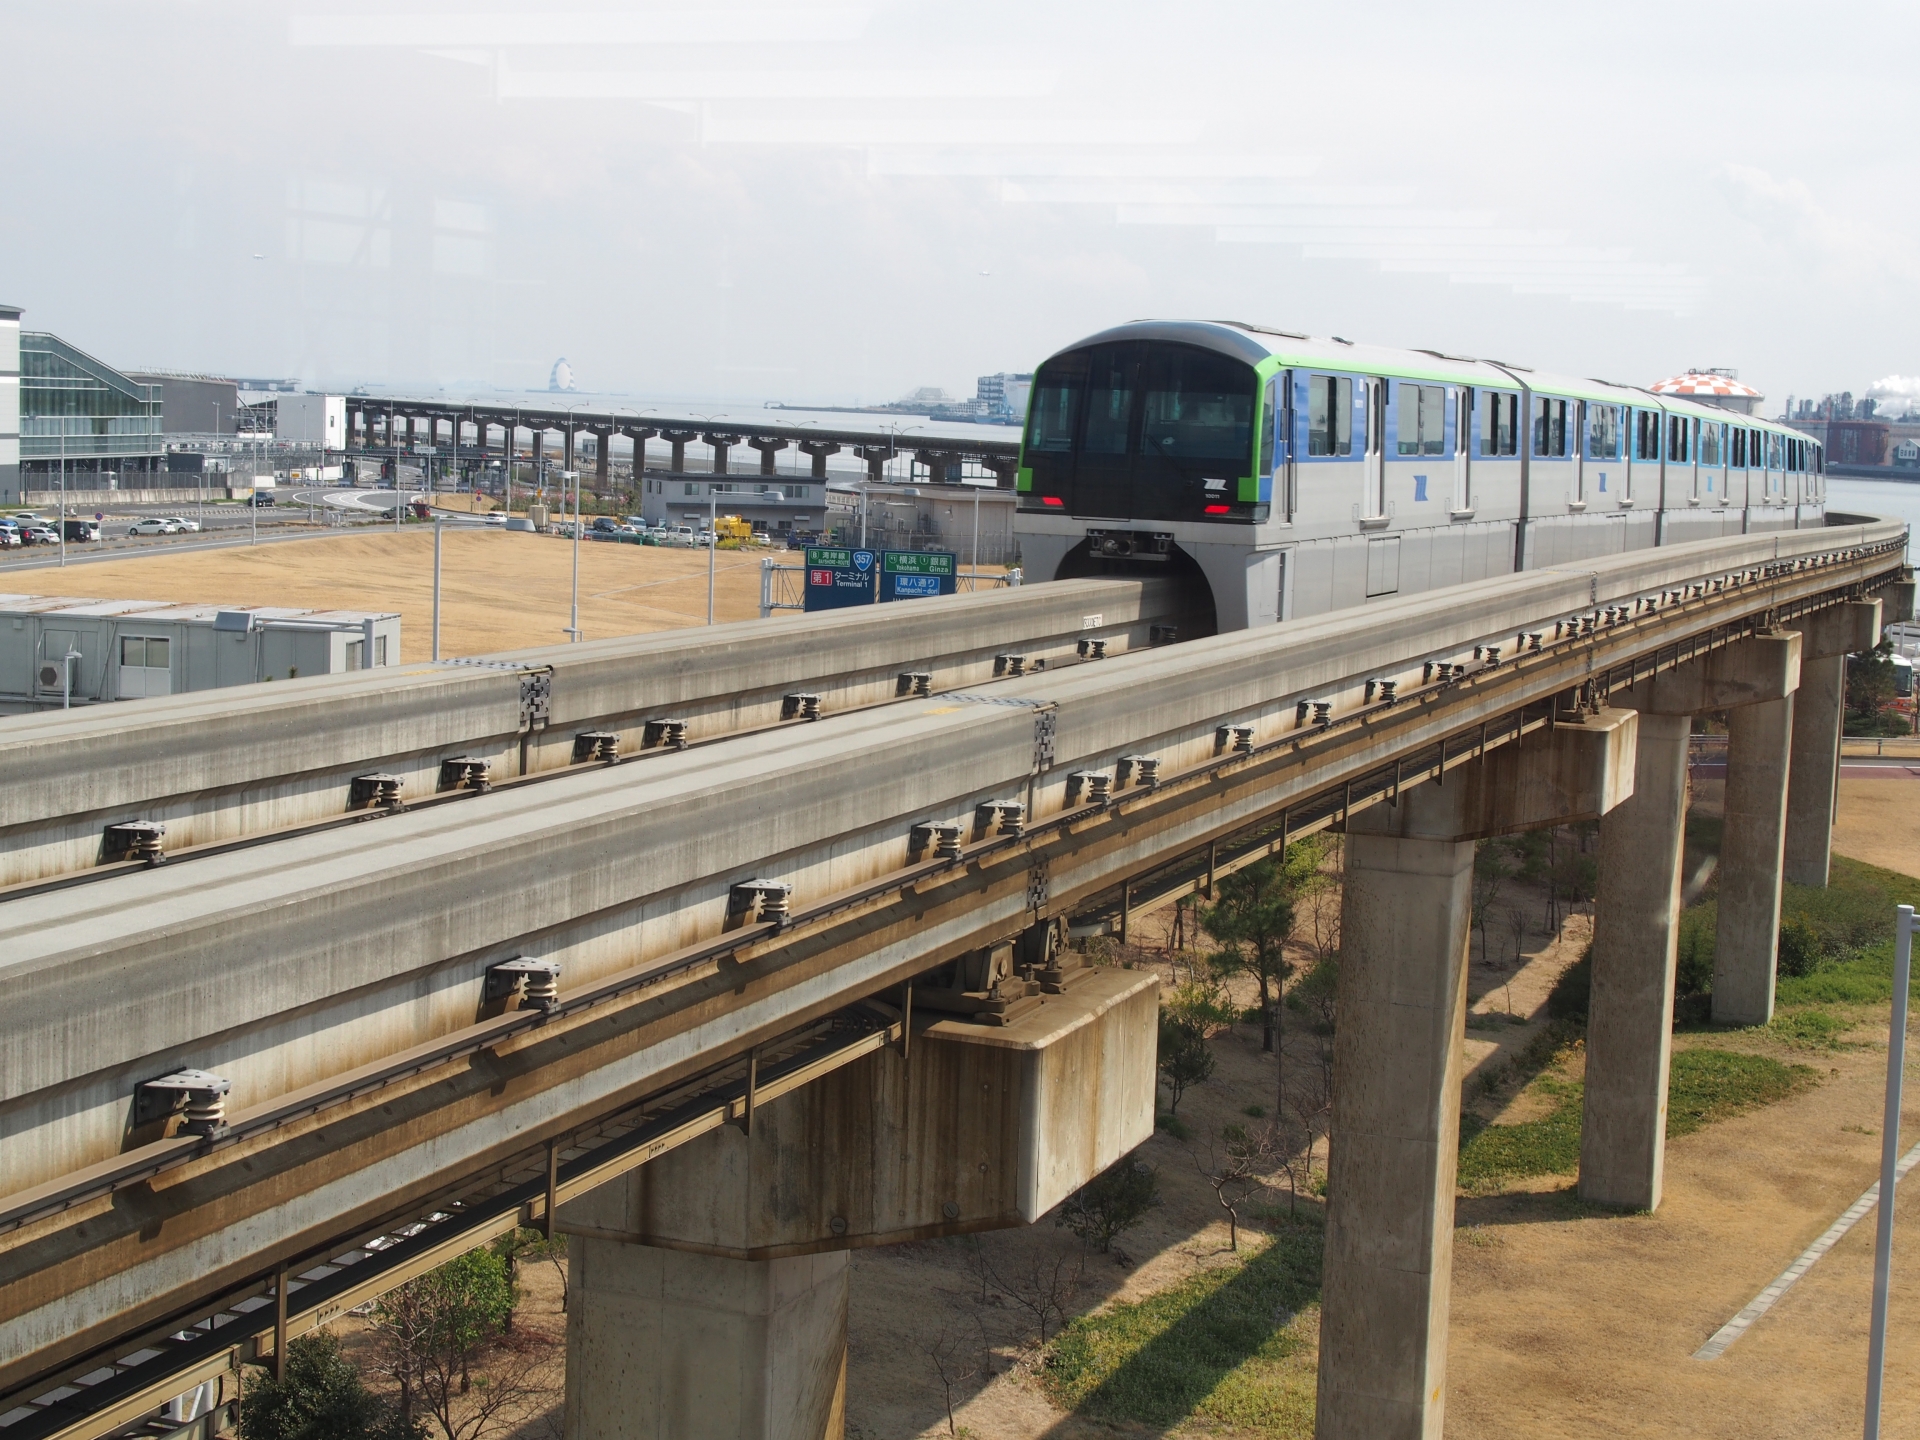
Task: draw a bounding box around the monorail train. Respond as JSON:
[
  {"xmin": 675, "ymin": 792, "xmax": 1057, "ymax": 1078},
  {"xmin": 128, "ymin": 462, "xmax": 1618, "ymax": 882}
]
[{"xmin": 1010, "ymin": 320, "xmax": 1825, "ymax": 633}]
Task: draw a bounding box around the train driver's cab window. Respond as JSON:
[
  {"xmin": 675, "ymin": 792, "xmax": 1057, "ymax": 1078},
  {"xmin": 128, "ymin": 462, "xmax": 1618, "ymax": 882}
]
[
  {"xmin": 1307, "ymin": 375, "xmax": 1353, "ymax": 457},
  {"xmin": 1395, "ymin": 383, "xmax": 1446, "ymax": 456},
  {"xmin": 1478, "ymin": 391, "xmax": 1518, "ymax": 457},
  {"xmin": 1137, "ymin": 347, "xmax": 1252, "ymax": 461},
  {"xmin": 1588, "ymin": 404, "xmax": 1621, "ymax": 460},
  {"xmin": 1025, "ymin": 374, "xmax": 1080, "ymax": 454},
  {"xmin": 1668, "ymin": 415, "xmax": 1691, "ymax": 465}
]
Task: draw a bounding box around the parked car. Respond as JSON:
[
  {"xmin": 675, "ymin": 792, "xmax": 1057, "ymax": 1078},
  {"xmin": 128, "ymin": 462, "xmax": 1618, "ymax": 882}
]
[
  {"xmin": 591, "ymin": 516, "xmax": 621, "ymax": 534},
  {"xmin": 127, "ymin": 517, "xmax": 179, "ymax": 536},
  {"xmin": 62, "ymin": 520, "xmax": 101, "ymax": 542},
  {"xmin": 21, "ymin": 524, "xmax": 60, "ymax": 545},
  {"xmin": 247, "ymin": 492, "xmax": 276, "ymax": 507},
  {"xmin": 0, "ymin": 522, "xmax": 20, "ymax": 549},
  {"xmin": 483, "ymin": 510, "xmax": 508, "ymax": 527},
  {"xmin": 158, "ymin": 516, "xmax": 201, "ymax": 533}
]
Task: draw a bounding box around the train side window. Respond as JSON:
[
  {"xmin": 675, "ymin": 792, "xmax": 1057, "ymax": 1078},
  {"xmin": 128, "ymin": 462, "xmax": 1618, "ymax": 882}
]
[
  {"xmin": 1531, "ymin": 396, "xmax": 1568, "ymax": 457},
  {"xmin": 1589, "ymin": 403, "xmax": 1621, "ymax": 460},
  {"xmin": 1479, "ymin": 391, "xmax": 1517, "ymax": 457},
  {"xmin": 1635, "ymin": 409, "xmax": 1658, "ymax": 461},
  {"xmin": 1668, "ymin": 415, "xmax": 1691, "ymax": 464},
  {"xmin": 1307, "ymin": 375, "xmax": 1352, "ymax": 457},
  {"xmin": 1395, "ymin": 383, "xmax": 1445, "ymax": 456},
  {"xmin": 1700, "ymin": 422, "xmax": 1722, "ymax": 467}
]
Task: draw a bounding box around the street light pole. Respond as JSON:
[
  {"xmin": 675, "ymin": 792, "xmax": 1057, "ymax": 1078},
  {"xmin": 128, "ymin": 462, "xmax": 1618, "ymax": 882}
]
[
  {"xmin": 562, "ymin": 469, "xmax": 582, "ymax": 642},
  {"xmin": 58, "ymin": 430, "xmax": 66, "ymax": 568},
  {"xmin": 707, "ymin": 484, "xmax": 717, "ymax": 625},
  {"xmin": 971, "ymin": 482, "xmax": 981, "ymax": 585}
]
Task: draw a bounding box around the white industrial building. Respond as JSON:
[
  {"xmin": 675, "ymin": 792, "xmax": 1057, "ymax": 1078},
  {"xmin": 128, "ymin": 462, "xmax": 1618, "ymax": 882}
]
[
  {"xmin": 0, "ymin": 595, "xmax": 400, "ymax": 712},
  {"xmin": 274, "ymin": 393, "xmax": 347, "ymax": 447}
]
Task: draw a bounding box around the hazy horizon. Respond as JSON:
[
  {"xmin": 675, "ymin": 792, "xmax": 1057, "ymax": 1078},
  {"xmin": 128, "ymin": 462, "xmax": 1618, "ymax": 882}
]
[{"xmin": 5, "ymin": 0, "xmax": 1916, "ymax": 412}]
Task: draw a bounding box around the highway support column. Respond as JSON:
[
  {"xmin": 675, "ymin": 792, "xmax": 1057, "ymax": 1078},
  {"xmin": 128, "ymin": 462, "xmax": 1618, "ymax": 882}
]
[{"xmin": 1317, "ymin": 709, "xmax": 1635, "ymax": 1439}]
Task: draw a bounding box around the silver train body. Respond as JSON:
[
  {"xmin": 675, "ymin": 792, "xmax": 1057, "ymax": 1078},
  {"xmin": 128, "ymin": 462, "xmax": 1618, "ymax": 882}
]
[{"xmin": 1010, "ymin": 320, "xmax": 1825, "ymax": 633}]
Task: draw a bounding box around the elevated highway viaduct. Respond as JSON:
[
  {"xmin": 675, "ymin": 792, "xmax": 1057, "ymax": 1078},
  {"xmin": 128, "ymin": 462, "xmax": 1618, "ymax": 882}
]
[{"xmin": 0, "ymin": 520, "xmax": 1909, "ymax": 1440}]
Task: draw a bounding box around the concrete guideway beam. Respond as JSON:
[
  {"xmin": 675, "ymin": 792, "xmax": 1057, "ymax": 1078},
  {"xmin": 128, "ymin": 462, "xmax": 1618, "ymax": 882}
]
[
  {"xmin": 1581, "ymin": 711, "xmax": 1690, "ymax": 1212},
  {"xmin": 0, "ymin": 525, "xmax": 1902, "ymax": 1395},
  {"xmin": 1317, "ymin": 711, "xmax": 1635, "ymax": 1440},
  {"xmin": 0, "ymin": 577, "xmax": 1198, "ymax": 887}
]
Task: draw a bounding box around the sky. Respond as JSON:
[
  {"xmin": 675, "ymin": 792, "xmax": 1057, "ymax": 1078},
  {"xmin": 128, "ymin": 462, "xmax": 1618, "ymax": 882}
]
[{"xmin": 3, "ymin": 0, "xmax": 1916, "ymax": 412}]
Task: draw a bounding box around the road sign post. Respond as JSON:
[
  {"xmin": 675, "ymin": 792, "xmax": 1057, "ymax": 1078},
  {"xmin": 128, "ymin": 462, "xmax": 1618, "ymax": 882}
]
[{"xmin": 801, "ymin": 546, "xmax": 878, "ymax": 611}]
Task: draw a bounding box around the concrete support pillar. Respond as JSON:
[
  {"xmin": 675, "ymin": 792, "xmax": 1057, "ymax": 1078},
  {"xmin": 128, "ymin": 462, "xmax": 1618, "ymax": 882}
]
[
  {"xmin": 853, "ymin": 446, "xmax": 888, "ymax": 484},
  {"xmin": 564, "ymin": 426, "xmax": 576, "ymax": 474},
  {"xmin": 1318, "ymin": 710, "xmax": 1634, "ymax": 1439},
  {"xmin": 1715, "ymin": 694, "xmax": 1794, "ymax": 1025},
  {"xmin": 564, "ymin": 1239, "xmax": 847, "ymax": 1440},
  {"xmin": 593, "ymin": 429, "xmax": 610, "ymax": 492},
  {"xmin": 797, "ymin": 441, "xmax": 839, "ymax": 480},
  {"xmin": 532, "ymin": 429, "xmax": 545, "ymax": 483},
  {"xmin": 1320, "ymin": 807, "xmax": 1474, "ymax": 1440},
  {"xmin": 1785, "ymin": 653, "xmax": 1845, "ymax": 888},
  {"xmin": 1580, "ymin": 711, "xmax": 1690, "ymax": 1211},
  {"xmin": 985, "ymin": 458, "xmax": 1018, "ymax": 489}
]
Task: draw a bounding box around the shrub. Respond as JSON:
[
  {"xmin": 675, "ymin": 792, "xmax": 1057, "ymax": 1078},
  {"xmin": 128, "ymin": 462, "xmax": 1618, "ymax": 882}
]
[
  {"xmin": 1057, "ymin": 1155, "xmax": 1162, "ymax": 1251},
  {"xmin": 240, "ymin": 1332, "xmax": 419, "ymax": 1440}
]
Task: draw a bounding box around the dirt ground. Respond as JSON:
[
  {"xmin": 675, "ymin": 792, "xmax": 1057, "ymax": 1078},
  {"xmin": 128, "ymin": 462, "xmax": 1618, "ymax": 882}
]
[{"xmin": 1, "ymin": 527, "xmax": 774, "ymax": 661}]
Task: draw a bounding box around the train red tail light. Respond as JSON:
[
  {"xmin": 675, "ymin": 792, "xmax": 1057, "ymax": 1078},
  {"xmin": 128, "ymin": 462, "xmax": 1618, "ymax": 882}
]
[
  {"xmin": 1204, "ymin": 504, "xmax": 1231, "ymax": 515},
  {"xmin": 1042, "ymin": 495, "xmax": 1065, "ymax": 507}
]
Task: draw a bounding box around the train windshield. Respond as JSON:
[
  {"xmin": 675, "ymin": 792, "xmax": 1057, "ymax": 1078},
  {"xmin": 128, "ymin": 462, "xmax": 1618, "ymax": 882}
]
[{"xmin": 1021, "ymin": 340, "xmax": 1261, "ymax": 522}]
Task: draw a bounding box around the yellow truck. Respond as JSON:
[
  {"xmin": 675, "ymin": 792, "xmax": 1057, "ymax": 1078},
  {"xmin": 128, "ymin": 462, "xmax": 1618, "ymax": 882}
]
[{"xmin": 714, "ymin": 514, "xmax": 758, "ymax": 543}]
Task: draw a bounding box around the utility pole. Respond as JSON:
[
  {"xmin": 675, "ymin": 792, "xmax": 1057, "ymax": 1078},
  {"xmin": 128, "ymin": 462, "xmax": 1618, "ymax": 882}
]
[
  {"xmin": 58, "ymin": 430, "xmax": 66, "ymax": 568},
  {"xmin": 707, "ymin": 483, "xmax": 717, "ymax": 625},
  {"xmin": 432, "ymin": 518, "xmax": 443, "ymax": 661}
]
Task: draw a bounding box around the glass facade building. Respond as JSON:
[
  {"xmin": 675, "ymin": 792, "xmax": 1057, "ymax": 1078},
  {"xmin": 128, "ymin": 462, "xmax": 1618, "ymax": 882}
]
[{"xmin": 20, "ymin": 331, "xmax": 163, "ymax": 481}]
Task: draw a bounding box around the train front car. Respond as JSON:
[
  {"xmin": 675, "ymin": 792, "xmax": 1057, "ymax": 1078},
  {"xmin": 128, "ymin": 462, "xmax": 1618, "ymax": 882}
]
[
  {"xmin": 1010, "ymin": 319, "xmax": 1827, "ymax": 634},
  {"xmin": 1014, "ymin": 322, "xmax": 1279, "ymax": 636}
]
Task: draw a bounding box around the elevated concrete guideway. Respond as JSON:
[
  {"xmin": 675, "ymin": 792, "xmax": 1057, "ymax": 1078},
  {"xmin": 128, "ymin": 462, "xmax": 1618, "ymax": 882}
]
[
  {"xmin": 0, "ymin": 575, "xmax": 1204, "ymax": 887},
  {"xmin": 342, "ymin": 397, "xmax": 1022, "ymax": 490},
  {"xmin": 0, "ymin": 520, "xmax": 1909, "ymax": 1440}
]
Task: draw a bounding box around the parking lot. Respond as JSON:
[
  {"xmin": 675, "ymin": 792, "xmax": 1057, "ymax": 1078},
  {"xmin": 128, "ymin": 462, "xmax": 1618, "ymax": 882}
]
[{"xmin": 0, "ymin": 500, "xmax": 335, "ymax": 570}]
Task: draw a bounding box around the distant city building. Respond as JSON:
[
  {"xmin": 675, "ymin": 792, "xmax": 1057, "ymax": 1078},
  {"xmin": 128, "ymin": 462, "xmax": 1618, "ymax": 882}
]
[
  {"xmin": 976, "ymin": 372, "xmax": 1033, "ymax": 422},
  {"xmin": 1894, "ymin": 437, "xmax": 1920, "ymax": 469},
  {"xmin": 1, "ymin": 304, "xmax": 18, "ymax": 506},
  {"xmin": 1649, "ymin": 368, "xmax": 1763, "ymax": 416},
  {"xmin": 125, "ymin": 370, "xmax": 240, "ymax": 436},
  {"xmin": 15, "ymin": 317, "xmax": 164, "ymax": 495}
]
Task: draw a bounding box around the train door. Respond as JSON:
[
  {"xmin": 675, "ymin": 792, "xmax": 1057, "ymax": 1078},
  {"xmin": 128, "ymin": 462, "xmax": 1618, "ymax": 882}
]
[
  {"xmin": 1364, "ymin": 378, "xmax": 1387, "ymax": 519},
  {"xmin": 1573, "ymin": 401, "xmax": 1587, "ymax": 506}
]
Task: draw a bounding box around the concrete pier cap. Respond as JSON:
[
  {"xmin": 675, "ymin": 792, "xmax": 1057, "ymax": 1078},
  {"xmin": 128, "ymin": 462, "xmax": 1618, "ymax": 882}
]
[{"xmin": 555, "ymin": 968, "xmax": 1157, "ymax": 1440}]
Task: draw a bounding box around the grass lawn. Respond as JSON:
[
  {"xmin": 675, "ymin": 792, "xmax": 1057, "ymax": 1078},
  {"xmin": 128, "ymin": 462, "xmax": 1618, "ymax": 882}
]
[
  {"xmin": 1457, "ymin": 1048, "xmax": 1817, "ymax": 1191},
  {"xmin": 1044, "ymin": 1223, "xmax": 1323, "ymax": 1438}
]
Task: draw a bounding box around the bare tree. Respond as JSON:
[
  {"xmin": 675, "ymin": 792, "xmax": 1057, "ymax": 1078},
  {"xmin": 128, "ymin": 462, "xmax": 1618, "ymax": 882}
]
[
  {"xmin": 1192, "ymin": 1124, "xmax": 1279, "ymax": 1251},
  {"xmin": 964, "ymin": 1244, "xmax": 1084, "ymax": 1350},
  {"xmin": 920, "ymin": 1322, "xmax": 985, "ymax": 1437}
]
